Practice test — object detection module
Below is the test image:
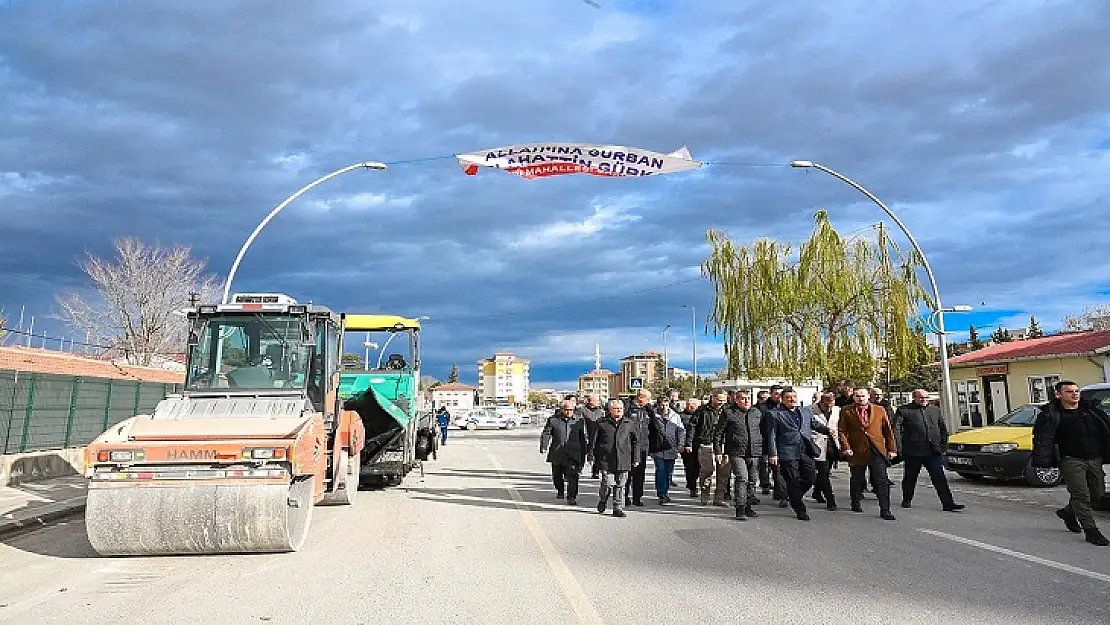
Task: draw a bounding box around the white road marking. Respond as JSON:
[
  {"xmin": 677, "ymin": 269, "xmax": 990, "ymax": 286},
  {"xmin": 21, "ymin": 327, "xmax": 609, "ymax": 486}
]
[
  {"xmin": 919, "ymin": 529, "xmax": 1110, "ymax": 584},
  {"xmin": 487, "ymin": 453, "xmax": 605, "ymax": 625}
]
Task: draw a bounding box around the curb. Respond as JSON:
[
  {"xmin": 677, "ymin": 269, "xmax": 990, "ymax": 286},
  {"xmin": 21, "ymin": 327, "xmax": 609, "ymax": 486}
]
[{"xmin": 0, "ymin": 500, "xmax": 87, "ymax": 540}]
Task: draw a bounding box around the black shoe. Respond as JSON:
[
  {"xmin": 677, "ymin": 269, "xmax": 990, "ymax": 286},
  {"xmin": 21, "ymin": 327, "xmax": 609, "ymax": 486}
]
[
  {"xmin": 632, "ymin": 500, "xmax": 644, "ymax": 507},
  {"xmin": 613, "ymin": 509, "xmax": 627, "ymax": 518},
  {"xmin": 689, "ymin": 489, "xmax": 698, "ymax": 498},
  {"xmin": 851, "ymin": 503, "xmax": 864, "ymax": 513},
  {"xmin": 567, "ymin": 498, "xmax": 577, "ymax": 506},
  {"xmin": 597, "ymin": 501, "xmax": 607, "ymax": 514},
  {"xmin": 1056, "ymin": 508, "xmax": 1082, "ymax": 533},
  {"xmin": 827, "ymin": 503, "xmax": 838, "ymax": 511},
  {"xmin": 1085, "ymin": 528, "xmax": 1109, "ymax": 546},
  {"xmin": 735, "ymin": 508, "xmax": 747, "ymax": 521},
  {"xmin": 901, "ymin": 501, "xmax": 911, "ymax": 509},
  {"xmin": 556, "ymin": 492, "xmax": 564, "ymax": 500},
  {"xmin": 761, "ymin": 487, "xmax": 771, "ymax": 495},
  {"xmin": 772, "ymin": 491, "xmax": 782, "ymax": 501},
  {"xmin": 745, "ymin": 506, "xmax": 759, "ymax": 518},
  {"xmin": 880, "ymin": 511, "xmax": 896, "ymax": 521},
  {"xmin": 943, "ymin": 504, "xmax": 965, "ymax": 512},
  {"xmin": 797, "ymin": 513, "xmax": 811, "ymax": 521},
  {"xmin": 778, "ymin": 499, "xmax": 789, "ymax": 508}
]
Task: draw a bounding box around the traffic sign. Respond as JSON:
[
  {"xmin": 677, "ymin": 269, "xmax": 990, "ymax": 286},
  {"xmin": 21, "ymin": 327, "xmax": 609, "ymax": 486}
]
[{"xmin": 629, "ymin": 377, "xmax": 644, "ymax": 390}]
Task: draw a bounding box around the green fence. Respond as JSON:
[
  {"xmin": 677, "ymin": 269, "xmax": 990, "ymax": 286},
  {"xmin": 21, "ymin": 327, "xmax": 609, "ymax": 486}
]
[{"xmin": 0, "ymin": 369, "xmax": 181, "ymax": 454}]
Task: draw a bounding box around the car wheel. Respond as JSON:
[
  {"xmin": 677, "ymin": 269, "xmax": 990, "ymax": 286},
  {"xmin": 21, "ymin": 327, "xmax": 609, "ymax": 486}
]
[
  {"xmin": 505, "ymin": 421, "xmax": 517, "ymax": 430},
  {"xmin": 956, "ymin": 473, "xmax": 985, "ymax": 481},
  {"xmin": 1024, "ymin": 461, "xmax": 1061, "ymax": 487},
  {"xmin": 466, "ymin": 422, "xmax": 477, "ymax": 431}
]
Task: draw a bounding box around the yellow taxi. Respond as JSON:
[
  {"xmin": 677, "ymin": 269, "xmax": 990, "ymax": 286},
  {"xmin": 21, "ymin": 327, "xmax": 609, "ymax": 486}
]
[{"xmin": 945, "ymin": 404, "xmax": 1060, "ymax": 487}]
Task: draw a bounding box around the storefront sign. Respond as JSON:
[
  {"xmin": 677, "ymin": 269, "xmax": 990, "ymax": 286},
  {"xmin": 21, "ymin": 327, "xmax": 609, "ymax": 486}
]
[{"xmin": 976, "ymin": 365, "xmax": 1009, "ymax": 376}]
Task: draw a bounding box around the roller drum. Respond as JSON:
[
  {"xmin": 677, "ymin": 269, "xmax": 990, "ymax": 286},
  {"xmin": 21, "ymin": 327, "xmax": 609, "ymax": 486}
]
[{"xmin": 85, "ymin": 479, "xmax": 314, "ymax": 556}]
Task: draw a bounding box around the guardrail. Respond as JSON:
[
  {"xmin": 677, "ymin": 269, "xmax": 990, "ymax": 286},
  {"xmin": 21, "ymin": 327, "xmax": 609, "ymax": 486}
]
[{"xmin": 0, "ymin": 370, "xmax": 180, "ymax": 454}]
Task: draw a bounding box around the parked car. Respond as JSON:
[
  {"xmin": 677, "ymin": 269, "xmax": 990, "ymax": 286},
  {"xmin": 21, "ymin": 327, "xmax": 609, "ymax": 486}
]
[{"xmin": 455, "ymin": 408, "xmax": 520, "ymax": 431}]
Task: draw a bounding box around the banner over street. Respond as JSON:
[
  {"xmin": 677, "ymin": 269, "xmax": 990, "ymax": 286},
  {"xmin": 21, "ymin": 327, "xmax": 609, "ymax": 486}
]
[{"xmin": 456, "ymin": 143, "xmax": 702, "ymax": 179}]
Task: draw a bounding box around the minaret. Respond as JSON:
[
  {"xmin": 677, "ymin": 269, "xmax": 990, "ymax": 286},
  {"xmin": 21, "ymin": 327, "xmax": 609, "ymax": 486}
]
[{"xmin": 594, "ymin": 343, "xmax": 602, "ymax": 372}]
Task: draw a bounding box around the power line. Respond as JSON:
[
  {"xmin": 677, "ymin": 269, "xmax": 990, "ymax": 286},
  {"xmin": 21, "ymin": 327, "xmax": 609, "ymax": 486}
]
[{"xmin": 432, "ymin": 276, "xmax": 705, "ymax": 322}]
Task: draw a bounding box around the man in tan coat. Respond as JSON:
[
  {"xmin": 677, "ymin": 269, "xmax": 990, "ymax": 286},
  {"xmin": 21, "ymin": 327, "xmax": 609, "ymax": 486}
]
[{"xmin": 838, "ymin": 387, "xmax": 898, "ymax": 520}]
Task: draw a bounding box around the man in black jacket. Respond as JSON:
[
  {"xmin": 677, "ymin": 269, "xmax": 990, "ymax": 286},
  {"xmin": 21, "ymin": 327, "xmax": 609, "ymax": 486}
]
[
  {"xmin": 715, "ymin": 390, "xmax": 763, "ymax": 520},
  {"xmin": 576, "ymin": 395, "xmax": 606, "ymax": 479},
  {"xmin": 625, "ymin": 390, "xmax": 656, "ymax": 507},
  {"xmin": 590, "ymin": 399, "xmax": 641, "ymax": 518},
  {"xmin": 1032, "ymin": 380, "xmax": 1110, "ymax": 546},
  {"xmin": 686, "ymin": 391, "xmax": 729, "ymax": 506},
  {"xmin": 892, "ymin": 389, "xmax": 964, "ymax": 512},
  {"xmin": 541, "ymin": 399, "xmax": 590, "ymax": 505}
]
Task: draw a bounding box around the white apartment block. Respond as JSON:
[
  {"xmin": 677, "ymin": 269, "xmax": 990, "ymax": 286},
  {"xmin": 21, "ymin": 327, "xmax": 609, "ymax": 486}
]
[{"xmin": 477, "ymin": 352, "xmax": 530, "ymax": 406}]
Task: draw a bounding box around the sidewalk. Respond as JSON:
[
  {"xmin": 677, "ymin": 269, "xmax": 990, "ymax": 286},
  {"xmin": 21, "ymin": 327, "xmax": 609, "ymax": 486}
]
[{"xmin": 0, "ymin": 476, "xmax": 88, "ymax": 538}]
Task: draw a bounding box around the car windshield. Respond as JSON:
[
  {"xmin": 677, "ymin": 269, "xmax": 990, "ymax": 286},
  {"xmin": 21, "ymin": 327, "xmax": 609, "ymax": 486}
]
[
  {"xmin": 1081, "ymin": 389, "xmax": 1110, "ymax": 412},
  {"xmin": 185, "ymin": 314, "xmax": 313, "ymax": 391},
  {"xmin": 996, "ymin": 404, "xmax": 1040, "ymax": 426}
]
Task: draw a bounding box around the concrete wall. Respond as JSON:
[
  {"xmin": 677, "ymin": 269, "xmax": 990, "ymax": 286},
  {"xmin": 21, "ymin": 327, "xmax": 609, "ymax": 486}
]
[{"xmin": 0, "ymin": 447, "xmax": 84, "ymax": 487}]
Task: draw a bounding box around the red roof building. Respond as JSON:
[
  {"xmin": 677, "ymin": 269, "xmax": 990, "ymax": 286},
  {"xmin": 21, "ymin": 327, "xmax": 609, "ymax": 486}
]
[{"xmin": 0, "ymin": 346, "xmax": 185, "ymax": 384}]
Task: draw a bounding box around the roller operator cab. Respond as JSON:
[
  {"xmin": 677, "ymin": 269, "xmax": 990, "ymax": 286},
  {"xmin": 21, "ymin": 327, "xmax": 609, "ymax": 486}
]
[{"xmin": 82, "ymin": 293, "xmax": 367, "ymax": 556}]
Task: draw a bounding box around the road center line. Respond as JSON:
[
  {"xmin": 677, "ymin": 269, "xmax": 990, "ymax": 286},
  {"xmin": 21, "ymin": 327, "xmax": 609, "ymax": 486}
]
[
  {"xmin": 918, "ymin": 529, "xmax": 1110, "ymax": 584},
  {"xmin": 487, "ymin": 453, "xmax": 604, "ymax": 625}
]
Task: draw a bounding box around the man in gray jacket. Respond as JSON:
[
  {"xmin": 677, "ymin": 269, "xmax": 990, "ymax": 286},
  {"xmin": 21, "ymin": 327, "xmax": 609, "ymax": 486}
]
[
  {"xmin": 541, "ymin": 399, "xmax": 590, "ymax": 505},
  {"xmin": 892, "ymin": 389, "xmax": 964, "ymax": 512}
]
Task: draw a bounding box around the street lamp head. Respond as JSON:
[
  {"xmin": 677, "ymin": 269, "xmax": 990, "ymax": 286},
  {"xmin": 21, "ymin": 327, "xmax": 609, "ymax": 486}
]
[
  {"xmin": 790, "ymin": 160, "xmax": 815, "ymax": 168},
  {"xmin": 950, "ymin": 305, "xmax": 973, "ymax": 312},
  {"xmin": 361, "ymin": 161, "xmax": 388, "ymax": 171}
]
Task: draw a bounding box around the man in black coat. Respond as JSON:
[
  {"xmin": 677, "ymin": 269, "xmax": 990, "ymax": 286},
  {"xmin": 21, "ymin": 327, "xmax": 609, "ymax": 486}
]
[
  {"xmin": 625, "ymin": 390, "xmax": 656, "ymax": 507},
  {"xmin": 892, "ymin": 389, "xmax": 964, "ymax": 512},
  {"xmin": 1033, "ymin": 380, "xmax": 1110, "ymax": 546},
  {"xmin": 678, "ymin": 398, "xmax": 701, "ymax": 497},
  {"xmin": 715, "ymin": 390, "xmax": 763, "ymax": 520},
  {"xmin": 590, "ymin": 399, "xmax": 641, "ymax": 518},
  {"xmin": 757, "ymin": 385, "xmax": 787, "ymax": 505},
  {"xmin": 541, "ymin": 399, "xmax": 590, "ymax": 505},
  {"xmin": 576, "ymin": 395, "xmax": 606, "ymax": 479}
]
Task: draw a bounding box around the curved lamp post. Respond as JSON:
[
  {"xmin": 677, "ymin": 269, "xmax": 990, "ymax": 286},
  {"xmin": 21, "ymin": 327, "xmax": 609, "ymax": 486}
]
[
  {"xmin": 790, "ymin": 160, "xmax": 957, "ymax": 422},
  {"xmin": 662, "ymin": 324, "xmax": 671, "ymax": 388},
  {"xmin": 222, "ymin": 161, "xmax": 388, "ymax": 303}
]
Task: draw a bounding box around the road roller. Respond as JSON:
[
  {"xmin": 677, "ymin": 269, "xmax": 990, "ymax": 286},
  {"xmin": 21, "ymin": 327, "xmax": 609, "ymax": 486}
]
[{"xmin": 83, "ymin": 293, "xmax": 372, "ymax": 556}]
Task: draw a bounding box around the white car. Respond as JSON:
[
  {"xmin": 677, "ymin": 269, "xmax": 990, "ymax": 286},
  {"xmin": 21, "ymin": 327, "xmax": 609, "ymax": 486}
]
[{"xmin": 456, "ymin": 408, "xmax": 520, "ymax": 430}]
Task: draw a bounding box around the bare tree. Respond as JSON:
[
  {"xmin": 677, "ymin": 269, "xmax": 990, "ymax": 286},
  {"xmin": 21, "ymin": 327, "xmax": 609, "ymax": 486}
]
[
  {"xmin": 56, "ymin": 238, "xmax": 222, "ymax": 366},
  {"xmin": 1061, "ymin": 305, "xmax": 1110, "ymax": 333}
]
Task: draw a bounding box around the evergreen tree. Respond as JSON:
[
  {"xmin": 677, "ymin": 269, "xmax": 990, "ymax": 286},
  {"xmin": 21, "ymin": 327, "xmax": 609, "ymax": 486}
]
[
  {"xmin": 447, "ymin": 364, "xmax": 459, "ymax": 383},
  {"xmin": 968, "ymin": 324, "xmax": 984, "ymax": 350},
  {"xmin": 990, "ymin": 327, "xmax": 1013, "ymax": 343},
  {"xmin": 1027, "ymin": 315, "xmax": 1044, "ymax": 338}
]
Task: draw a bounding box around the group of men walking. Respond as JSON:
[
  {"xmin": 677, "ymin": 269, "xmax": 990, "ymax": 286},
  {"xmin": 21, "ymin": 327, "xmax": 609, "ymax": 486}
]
[{"xmin": 540, "ymin": 384, "xmax": 966, "ymax": 522}]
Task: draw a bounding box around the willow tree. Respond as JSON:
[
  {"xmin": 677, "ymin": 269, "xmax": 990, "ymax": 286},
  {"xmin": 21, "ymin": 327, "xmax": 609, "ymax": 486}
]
[{"xmin": 703, "ymin": 210, "xmax": 933, "ymax": 388}]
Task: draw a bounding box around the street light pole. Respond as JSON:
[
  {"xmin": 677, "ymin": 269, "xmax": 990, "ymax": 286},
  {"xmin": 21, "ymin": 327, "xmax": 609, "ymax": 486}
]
[
  {"xmin": 662, "ymin": 324, "xmax": 671, "ymax": 388},
  {"xmin": 221, "ymin": 161, "xmax": 388, "ymax": 304},
  {"xmin": 682, "ymin": 305, "xmax": 697, "ymax": 386},
  {"xmin": 791, "ymin": 160, "xmax": 957, "ymax": 423}
]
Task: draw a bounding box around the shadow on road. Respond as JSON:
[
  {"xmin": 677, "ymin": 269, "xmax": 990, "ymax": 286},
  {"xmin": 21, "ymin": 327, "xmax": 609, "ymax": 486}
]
[{"xmin": 0, "ymin": 516, "xmax": 100, "ymax": 559}]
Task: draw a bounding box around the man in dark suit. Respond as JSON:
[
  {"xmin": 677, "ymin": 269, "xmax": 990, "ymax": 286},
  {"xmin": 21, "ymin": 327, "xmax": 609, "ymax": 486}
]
[
  {"xmin": 590, "ymin": 399, "xmax": 641, "ymax": 518},
  {"xmin": 893, "ymin": 388, "xmax": 964, "ymax": 512},
  {"xmin": 765, "ymin": 387, "xmax": 829, "ymax": 521},
  {"xmin": 541, "ymin": 399, "xmax": 590, "ymax": 505}
]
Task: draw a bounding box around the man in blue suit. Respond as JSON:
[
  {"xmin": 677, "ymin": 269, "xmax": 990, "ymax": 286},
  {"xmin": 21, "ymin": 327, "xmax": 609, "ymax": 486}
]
[{"xmin": 765, "ymin": 387, "xmax": 830, "ymax": 521}]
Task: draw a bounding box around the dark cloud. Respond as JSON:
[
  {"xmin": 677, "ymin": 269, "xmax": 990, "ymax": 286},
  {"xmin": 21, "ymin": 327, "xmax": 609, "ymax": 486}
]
[{"xmin": 1, "ymin": 0, "xmax": 1108, "ymax": 383}]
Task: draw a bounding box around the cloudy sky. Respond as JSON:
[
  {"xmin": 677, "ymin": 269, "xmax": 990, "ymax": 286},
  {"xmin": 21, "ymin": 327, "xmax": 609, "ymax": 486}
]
[{"xmin": 2, "ymin": 0, "xmax": 1108, "ymax": 388}]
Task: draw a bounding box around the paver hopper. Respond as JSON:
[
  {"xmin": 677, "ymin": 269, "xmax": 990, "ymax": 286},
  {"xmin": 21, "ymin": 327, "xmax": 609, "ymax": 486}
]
[{"xmin": 83, "ymin": 294, "xmax": 368, "ymax": 556}]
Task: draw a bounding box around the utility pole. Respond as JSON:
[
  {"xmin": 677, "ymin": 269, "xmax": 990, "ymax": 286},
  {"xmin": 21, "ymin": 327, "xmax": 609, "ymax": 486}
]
[{"xmin": 662, "ymin": 325, "xmax": 670, "ymax": 389}]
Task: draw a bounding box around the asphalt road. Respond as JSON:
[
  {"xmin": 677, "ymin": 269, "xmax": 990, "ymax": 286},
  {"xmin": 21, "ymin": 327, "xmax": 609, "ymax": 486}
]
[{"xmin": 2, "ymin": 427, "xmax": 1109, "ymax": 624}]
